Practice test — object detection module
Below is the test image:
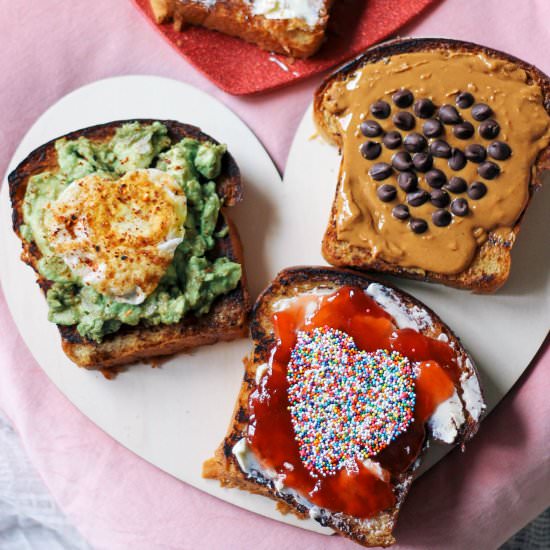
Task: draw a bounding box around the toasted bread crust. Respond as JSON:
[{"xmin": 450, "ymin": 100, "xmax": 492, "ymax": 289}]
[
  {"xmin": 314, "ymin": 38, "xmax": 550, "ymax": 293},
  {"xmin": 151, "ymin": 0, "xmax": 333, "ymax": 58},
  {"xmin": 204, "ymin": 266, "xmax": 484, "ymax": 547},
  {"xmin": 8, "ymin": 119, "xmax": 249, "ymax": 370}
]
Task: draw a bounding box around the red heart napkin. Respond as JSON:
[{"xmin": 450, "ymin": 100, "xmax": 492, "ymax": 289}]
[{"xmin": 133, "ymin": 0, "xmax": 438, "ymax": 95}]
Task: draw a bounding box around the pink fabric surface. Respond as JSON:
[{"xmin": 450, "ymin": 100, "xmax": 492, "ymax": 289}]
[{"xmin": 1, "ymin": 1, "xmax": 549, "ymax": 549}]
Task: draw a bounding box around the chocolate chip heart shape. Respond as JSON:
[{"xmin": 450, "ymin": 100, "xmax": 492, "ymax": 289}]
[{"xmin": 287, "ymin": 327, "xmax": 416, "ymax": 476}]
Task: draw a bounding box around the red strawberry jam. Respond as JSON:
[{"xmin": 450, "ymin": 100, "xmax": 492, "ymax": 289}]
[{"xmin": 247, "ymin": 287, "xmax": 461, "ymax": 519}]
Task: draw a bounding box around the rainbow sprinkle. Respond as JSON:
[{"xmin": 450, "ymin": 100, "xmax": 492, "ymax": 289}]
[{"xmin": 287, "ymin": 326, "xmax": 416, "ymax": 477}]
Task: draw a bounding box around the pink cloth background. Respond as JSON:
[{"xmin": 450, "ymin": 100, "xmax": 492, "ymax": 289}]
[{"xmin": 1, "ymin": 1, "xmax": 549, "ymax": 548}]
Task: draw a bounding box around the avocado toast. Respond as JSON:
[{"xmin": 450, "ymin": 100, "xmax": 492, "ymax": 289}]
[{"xmin": 9, "ymin": 119, "xmax": 249, "ymax": 370}]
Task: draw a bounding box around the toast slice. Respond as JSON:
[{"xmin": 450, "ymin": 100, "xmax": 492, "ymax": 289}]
[
  {"xmin": 314, "ymin": 38, "xmax": 550, "ymax": 292},
  {"xmin": 204, "ymin": 266, "xmax": 485, "ymax": 547},
  {"xmin": 9, "ymin": 119, "xmax": 249, "ymax": 370},
  {"xmin": 150, "ymin": 0, "xmax": 334, "ymax": 58}
]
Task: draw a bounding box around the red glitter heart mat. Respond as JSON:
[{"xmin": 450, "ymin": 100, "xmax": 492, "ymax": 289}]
[{"xmin": 133, "ymin": 0, "xmax": 439, "ymax": 95}]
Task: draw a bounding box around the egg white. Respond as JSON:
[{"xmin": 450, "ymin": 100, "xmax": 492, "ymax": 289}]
[{"xmin": 44, "ymin": 169, "xmax": 187, "ymax": 304}]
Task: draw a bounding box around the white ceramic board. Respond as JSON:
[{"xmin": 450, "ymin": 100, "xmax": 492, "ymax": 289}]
[{"xmin": 0, "ymin": 80, "xmax": 548, "ymax": 535}]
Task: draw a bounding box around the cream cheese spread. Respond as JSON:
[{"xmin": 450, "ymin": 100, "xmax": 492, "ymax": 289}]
[{"xmin": 194, "ymin": 0, "xmax": 324, "ymax": 26}]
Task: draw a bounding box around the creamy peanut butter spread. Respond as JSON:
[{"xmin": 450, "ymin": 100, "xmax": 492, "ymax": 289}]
[{"xmin": 324, "ymin": 50, "xmax": 550, "ymax": 274}]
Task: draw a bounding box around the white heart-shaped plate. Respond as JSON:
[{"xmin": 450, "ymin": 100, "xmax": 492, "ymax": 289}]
[{"xmin": 0, "ymin": 77, "xmax": 548, "ymax": 535}]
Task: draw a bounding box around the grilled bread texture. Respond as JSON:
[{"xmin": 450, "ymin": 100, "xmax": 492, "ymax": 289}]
[
  {"xmin": 150, "ymin": 0, "xmax": 334, "ymax": 58},
  {"xmin": 9, "ymin": 119, "xmax": 249, "ymax": 370},
  {"xmin": 315, "ymin": 38, "xmax": 550, "ymax": 292},
  {"xmin": 204, "ymin": 266, "xmax": 485, "ymax": 547}
]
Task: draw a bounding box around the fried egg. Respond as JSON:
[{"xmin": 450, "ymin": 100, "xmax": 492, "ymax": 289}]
[{"xmin": 44, "ymin": 169, "xmax": 187, "ymax": 304}]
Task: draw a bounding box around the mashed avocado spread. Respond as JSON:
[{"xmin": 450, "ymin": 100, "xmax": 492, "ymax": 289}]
[{"xmin": 20, "ymin": 122, "xmax": 242, "ymax": 342}]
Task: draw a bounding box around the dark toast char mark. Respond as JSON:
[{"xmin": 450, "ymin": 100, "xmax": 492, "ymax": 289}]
[{"xmin": 8, "ymin": 119, "xmax": 247, "ymax": 347}]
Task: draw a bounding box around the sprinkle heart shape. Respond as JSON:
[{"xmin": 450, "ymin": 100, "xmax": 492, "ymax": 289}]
[{"xmin": 287, "ymin": 327, "xmax": 416, "ymax": 476}]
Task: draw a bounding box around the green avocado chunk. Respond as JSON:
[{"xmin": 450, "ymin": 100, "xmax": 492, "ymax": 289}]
[
  {"xmin": 195, "ymin": 141, "xmax": 226, "ymax": 179},
  {"xmin": 23, "ymin": 122, "xmax": 242, "ymax": 343}
]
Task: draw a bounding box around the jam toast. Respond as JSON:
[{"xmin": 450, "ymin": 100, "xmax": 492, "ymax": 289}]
[
  {"xmin": 149, "ymin": 0, "xmax": 334, "ymax": 58},
  {"xmin": 203, "ymin": 266, "xmax": 485, "ymax": 547},
  {"xmin": 315, "ymin": 38, "xmax": 550, "ymax": 292},
  {"xmin": 9, "ymin": 120, "xmax": 249, "ymax": 370}
]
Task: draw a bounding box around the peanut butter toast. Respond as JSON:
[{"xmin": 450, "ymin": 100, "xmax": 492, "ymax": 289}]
[
  {"xmin": 9, "ymin": 120, "xmax": 249, "ymax": 370},
  {"xmin": 315, "ymin": 38, "xmax": 550, "ymax": 292},
  {"xmin": 150, "ymin": 0, "xmax": 334, "ymax": 58},
  {"xmin": 204, "ymin": 266, "xmax": 485, "ymax": 547}
]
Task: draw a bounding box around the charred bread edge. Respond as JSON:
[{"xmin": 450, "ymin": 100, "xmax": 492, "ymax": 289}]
[
  {"xmin": 314, "ymin": 38, "xmax": 550, "ymax": 292},
  {"xmin": 8, "ymin": 119, "xmax": 249, "ymax": 366},
  {"xmin": 205, "ymin": 266, "xmax": 485, "ymax": 547}
]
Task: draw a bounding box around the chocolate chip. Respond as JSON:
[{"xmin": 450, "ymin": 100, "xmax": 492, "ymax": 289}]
[
  {"xmin": 432, "ymin": 209, "xmax": 452, "ymax": 227},
  {"xmin": 423, "ymin": 118, "xmax": 444, "ymax": 138},
  {"xmin": 456, "ymin": 92, "xmax": 474, "ymax": 109},
  {"xmin": 392, "ymin": 151, "xmax": 413, "ymax": 171},
  {"xmin": 472, "ymin": 103, "xmax": 492, "ymax": 121},
  {"xmin": 488, "ymin": 141, "xmax": 512, "ymax": 160},
  {"xmin": 360, "ymin": 120, "xmax": 383, "ymax": 138},
  {"xmin": 398, "ymin": 171, "xmax": 418, "ymax": 192},
  {"xmin": 426, "ymin": 169, "xmax": 447, "ymax": 188},
  {"xmin": 407, "ymin": 189, "xmax": 430, "ymax": 207},
  {"xmin": 383, "ymin": 131, "xmax": 402, "ymax": 149},
  {"xmin": 449, "ymin": 148, "xmax": 467, "ymax": 171},
  {"xmin": 360, "ymin": 141, "xmax": 382, "ymax": 160},
  {"xmin": 413, "ymin": 98, "xmax": 435, "ymax": 118},
  {"xmin": 410, "ymin": 218, "xmax": 428, "ymax": 234},
  {"xmin": 479, "ymin": 119, "xmax": 500, "ymax": 139},
  {"xmin": 478, "ymin": 161, "xmax": 500, "ymax": 179},
  {"xmin": 369, "ymin": 163, "xmax": 393, "ymax": 181},
  {"xmin": 430, "ymin": 189, "xmax": 450, "ymax": 207},
  {"xmin": 468, "ymin": 181, "xmax": 487, "ymax": 200},
  {"xmin": 404, "ymin": 132, "xmax": 427, "ymax": 153},
  {"xmin": 392, "ymin": 204, "xmax": 410, "ymax": 220},
  {"xmin": 377, "ymin": 184, "xmax": 397, "ymax": 202},
  {"xmin": 429, "ymin": 140, "xmax": 452, "ymax": 158},
  {"xmin": 445, "ymin": 176, "xmax": 468, "ymax": 194},
  {"xmin": 370, "ymin": 100, "xmax": 391, "ymax": 119},
  {"xmin": 438, "ymin": 104, "xmax": 462, "ymax": 124},
  {"xmin": 412, "ymin": 152, "xmax": 433, "ymax": 172},
  {"xmin": 393, "ymin": 111, "xmax": 416, "ymax": 131},
  {"xmin": 453, "ymin": 121, "xmax": 475, "ymax": 140},
  {"xmin": 465, "ymin": 144, "xmax": 487, "ymax": 163},
  {"xmin": 451, "ymin": 198, "xmax": 469, "ymax": 216},
  {"xmin": 392, "ymin": 89, "xmax": 414, "ymax": 108}
]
